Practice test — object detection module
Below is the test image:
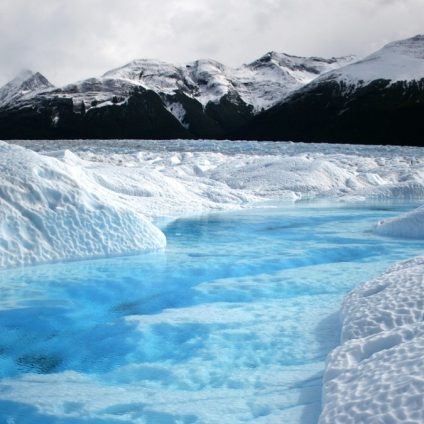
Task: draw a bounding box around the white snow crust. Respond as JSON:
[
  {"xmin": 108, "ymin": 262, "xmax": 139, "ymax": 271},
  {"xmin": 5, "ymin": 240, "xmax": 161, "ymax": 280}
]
[
  {"xmin": 375, "ymin": 205, "xmax": 424, "ymax": 239},
  {"xmin": 0, "ymin": 141, "xmax": 165, "ymax": 268},
  {"xmin": 320, "ymin": 257, "xmax": 424, "ymax": 423}
]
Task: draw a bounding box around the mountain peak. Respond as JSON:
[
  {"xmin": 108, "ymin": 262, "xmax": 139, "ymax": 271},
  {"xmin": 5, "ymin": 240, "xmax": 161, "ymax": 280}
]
[
  {"xmin": 9, "ymin": 69, "xmax": 34, "ymax": 85},
  {"xmin": 383, "ymin": 34, "xmax": 424, "ymax": 59},
  {"xmin": 0, "ymin": 70, "xmax": 53, "ymax": 107},
  {"xmin": 317, "ymin": 34, "xmax": 424, "ymax": 86}
]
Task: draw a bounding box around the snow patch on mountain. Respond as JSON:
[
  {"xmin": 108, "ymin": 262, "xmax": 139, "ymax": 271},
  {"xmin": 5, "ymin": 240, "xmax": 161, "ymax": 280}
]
[
  {"xmin": 317, "ymin": 34, "xmax": 424, "ymax": 87},
  {"xmin": 164, "ymin": 101, "xmax": 189, "ymax": 129},
  {"xmin": 232, "ymin": 52, "xmax": 355, "ymax": 110}
]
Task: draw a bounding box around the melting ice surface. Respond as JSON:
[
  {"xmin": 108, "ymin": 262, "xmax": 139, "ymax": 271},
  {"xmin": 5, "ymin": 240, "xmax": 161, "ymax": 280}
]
[{"xmin": 0, "ymin": 202, "xmax": 423, "ymax": 424}]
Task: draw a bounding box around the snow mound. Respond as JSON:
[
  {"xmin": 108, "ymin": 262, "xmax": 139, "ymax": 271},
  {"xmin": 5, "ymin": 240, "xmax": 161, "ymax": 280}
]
[
  {"xmin": 0, "ymin": 141, "xmax": 165, "ymax": 268},
  {"xmin": 320, "ymin": 257, "xmax": 424, "ymax": 423},
  {"xmin": 375, "ymin": 205, "xmax": 424, "ymax": 238},
  {"xmin": 318, "ymin": 34, "xmax": 424, "ymax": 87}
]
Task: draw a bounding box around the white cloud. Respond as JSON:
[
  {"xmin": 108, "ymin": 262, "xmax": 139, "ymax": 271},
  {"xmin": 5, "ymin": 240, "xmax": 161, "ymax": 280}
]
[{"xmin": 0, "ymin": 0, "xmax": 423, "ymax": 86}]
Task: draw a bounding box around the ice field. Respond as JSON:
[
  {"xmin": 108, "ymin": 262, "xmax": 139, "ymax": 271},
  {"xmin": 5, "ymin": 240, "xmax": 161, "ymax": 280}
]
[
  {"xmin": 0, "ymin": 140, "xmax": 424, "ymax": 423},
  {"xmin": 0, "ymin": 202, "xmax": 423, "ymax": 423}
]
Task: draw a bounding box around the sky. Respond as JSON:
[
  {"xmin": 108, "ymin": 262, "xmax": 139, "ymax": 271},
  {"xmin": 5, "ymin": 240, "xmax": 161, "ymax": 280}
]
[{"xmin": 0, "ymin": 0, "xmax": 423, "ymax": 86}]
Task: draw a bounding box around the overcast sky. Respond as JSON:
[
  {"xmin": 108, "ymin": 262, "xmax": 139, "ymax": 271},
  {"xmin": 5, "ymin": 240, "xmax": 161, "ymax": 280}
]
[{"xmin": 0, "ymin": 0, "xmax": 423, "ymax": 86}]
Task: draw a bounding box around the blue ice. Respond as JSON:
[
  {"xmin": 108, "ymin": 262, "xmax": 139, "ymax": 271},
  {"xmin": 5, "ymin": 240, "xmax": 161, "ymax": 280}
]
[{"xmin": 0, "ymin": 202, "xmax": 422, "ymax": 423}]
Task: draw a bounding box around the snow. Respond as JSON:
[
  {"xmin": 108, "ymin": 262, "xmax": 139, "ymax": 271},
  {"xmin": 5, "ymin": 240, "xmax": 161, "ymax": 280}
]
[
  {"xmin": 0, "ymin": 141, "xmax": 166, "ymax": 268},
  {"xmin": 0, "ymin": 70, "xmax": 53, "ymax": 108},
  {"xmin": 317, "ymin": 34, "xmax": 424, "ymax": 87},
  {"xmin": 99, "ymin": 54, "xmax": 355, "ymax": 112},
  {"xmin": 165, "ymin": 101, "xmax": 189, "ymax": 128},
  {"xmin": 375, "ymin": 205, "xmax": 424, "ymax": 239},
  {"xmin": 0, "ymin": 53, "xmax": 354, "ymax": 113},
  {"xmin": 320, "ymin": 256, "xmax": 424, "ymax": 423}
]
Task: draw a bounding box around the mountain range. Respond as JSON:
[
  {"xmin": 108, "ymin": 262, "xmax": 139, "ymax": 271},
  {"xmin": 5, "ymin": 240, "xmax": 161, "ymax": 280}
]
[{"xmin": 0, "ymin": 35, "xmax": 423, "ymax": 145}]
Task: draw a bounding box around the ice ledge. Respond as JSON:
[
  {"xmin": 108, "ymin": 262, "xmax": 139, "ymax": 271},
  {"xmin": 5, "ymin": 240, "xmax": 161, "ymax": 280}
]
[
  {"xmin": 0, "ymin": 141, "xmax": 166, "ymax": 269},
  {"xmin": 319, "ymin": 256, "xmax": 424, "ymax": 423},
  {"xmin": 374, "ymin": 205, "xmax": 424, "ymax": 239}
]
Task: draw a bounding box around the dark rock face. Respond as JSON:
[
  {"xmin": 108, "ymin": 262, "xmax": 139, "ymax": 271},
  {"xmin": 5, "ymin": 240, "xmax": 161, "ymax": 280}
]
[
  {"xmin": 2, "ymin": 78, "xmax": 423, "ymax": 146},
  {"xmin": 81, "ymin": 88, "xmax": 190, "ymax": 139},
  {"xmin": 1, "ymin": 65, "xmax": 423, "ymax": 145},
  {"xmin": 238, "ymin": 79, "xmax": 424, "ymax": 146},
  {"xmin": 0, "ymin": 87, "xmax": 255, "ymax": 140}
]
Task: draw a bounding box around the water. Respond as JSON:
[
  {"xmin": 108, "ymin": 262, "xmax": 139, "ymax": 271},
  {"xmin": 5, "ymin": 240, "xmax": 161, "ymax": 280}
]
[{"xmin": 0, "ymin": 202, "xmax": 422, "ymax": 424}]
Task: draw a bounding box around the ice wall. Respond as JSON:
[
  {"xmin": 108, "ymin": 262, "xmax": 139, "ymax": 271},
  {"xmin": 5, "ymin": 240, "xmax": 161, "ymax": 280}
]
[{"xmin": 0, "ymin": 141, "xmax": 166, "ymax": 268}]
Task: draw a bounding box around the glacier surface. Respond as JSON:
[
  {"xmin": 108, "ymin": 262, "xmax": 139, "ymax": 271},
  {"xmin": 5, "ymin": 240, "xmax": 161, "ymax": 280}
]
[
  {"xmin": 375, "ymin": 204, "xmax": 424, "ymax": 239},
  {"xmin": 0, "ymin": 141, "xmax": 165, "ymax": 268},
  {"xmin": 2, "ymin": 139, "xmax": 424, "ymax": 268},
  {"xmin": 1, "ymin": 139, "xmax": 424, "ymax": 424},
  {"xmin": 320, "ymin": 256, "xmax": 424, "ymax": 424}
]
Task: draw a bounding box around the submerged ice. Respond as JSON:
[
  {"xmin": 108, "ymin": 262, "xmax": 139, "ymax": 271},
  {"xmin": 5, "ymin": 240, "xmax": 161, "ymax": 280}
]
[{"xmin": 0, "ymin": 204, "xmax": 423, "ymax": 424}]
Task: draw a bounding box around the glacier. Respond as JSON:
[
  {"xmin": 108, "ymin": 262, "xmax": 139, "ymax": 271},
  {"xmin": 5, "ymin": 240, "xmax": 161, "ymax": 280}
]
[
  {"xmin": 1, "ymin": 139, "xmax": 424, "ymax": 423},
  {"xmin": 2, "ymin": 139, "xmax": 424, "ymax": 268}
]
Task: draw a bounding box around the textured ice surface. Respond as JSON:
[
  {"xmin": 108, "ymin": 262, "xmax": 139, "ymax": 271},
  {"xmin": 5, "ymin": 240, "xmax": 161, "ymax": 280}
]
[
  {"xmin": 13, "ymin": 139, "xmax": 424, "ymax": 216},
  {"xmin": 375, "ymin": 205, "xmax": 424, "ymax": 239},
  {"xmin": 0, "ymin": 204, "xmax": 423, "ymax": 424},
  {"xmin": 0, "ymin": 141, "xmax": 165, "ymax": 268},
  {"xmin": 320, "ymin": 256, "xmax": 424, "ymax": 424},
  {"xmin": 3, "ymin": 139, "xmax": 424, "ymax": 267},
  {"xmin": 2, "ymin": 139, "xmax": 424, "ymax": 422}
]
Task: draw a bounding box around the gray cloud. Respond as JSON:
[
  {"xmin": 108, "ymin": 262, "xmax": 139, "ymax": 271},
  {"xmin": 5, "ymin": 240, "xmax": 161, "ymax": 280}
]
[{"xmin": 0, "ymin": 0, "xmax": 423, "ymax": 86}]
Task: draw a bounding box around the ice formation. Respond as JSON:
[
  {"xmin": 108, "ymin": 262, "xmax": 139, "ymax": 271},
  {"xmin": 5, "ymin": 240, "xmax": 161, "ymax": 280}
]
[
  {"xmin": 1, "ymin": 139, "xmax": 423, "ymax": 268},
  {"xmin": 320, "ymin": 257, "xmax": 424, "ymax": 423},
  {"xmin": 0, "ymin": 139, "xmax": 424, "ymax": 423},
  {"xmin": 0, "ymin": 141, "xmax": 166, "ymax": 268},
  {"xmin": 375, "ymin": 205, "xmax": 424, "ymax": 239}
]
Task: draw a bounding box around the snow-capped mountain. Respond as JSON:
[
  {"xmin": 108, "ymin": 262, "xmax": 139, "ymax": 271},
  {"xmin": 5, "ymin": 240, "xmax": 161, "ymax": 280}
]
[
  {"xmin": 241, "ymin": 35, "xmax": 424, "ymax": 146},
  {"xmin": 0, "ymin": 35, "xmax": 423, "ymax": 145},
  {"xmin": 0, "ymin": 51, "xmax": 353, "ymax": 140},
  {"xmin": 0, "ymin": 70, "xmax": 53, "ymax": 108},
  {"xmin": 316, "ymin": 34, "xmax": 424, "ymax": 87},
  {"xmin": 46, "ymin": 53, "xmax": 353, "ymax": 114}
]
